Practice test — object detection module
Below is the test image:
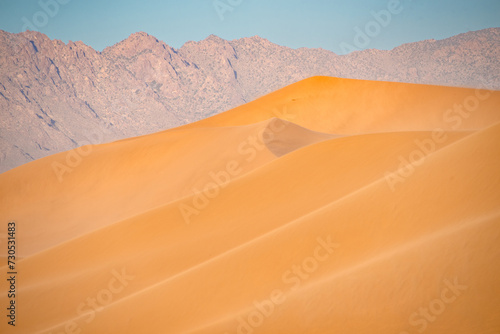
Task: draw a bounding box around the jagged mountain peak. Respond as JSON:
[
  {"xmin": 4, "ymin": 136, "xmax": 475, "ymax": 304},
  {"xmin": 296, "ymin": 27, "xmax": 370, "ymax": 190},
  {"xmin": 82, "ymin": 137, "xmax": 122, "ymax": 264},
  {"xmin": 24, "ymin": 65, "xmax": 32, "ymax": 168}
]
[{"xmin": 102, "ymin": 31, "xmax": 173, "ymax": 57}]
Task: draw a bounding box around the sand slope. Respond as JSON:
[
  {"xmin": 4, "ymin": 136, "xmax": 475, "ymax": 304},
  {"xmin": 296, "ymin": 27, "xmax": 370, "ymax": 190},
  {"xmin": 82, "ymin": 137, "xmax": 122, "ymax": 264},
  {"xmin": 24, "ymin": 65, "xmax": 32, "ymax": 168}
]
[{"xmin": 0, "ymin": 76, "xmax": 499, "ymax": 334}]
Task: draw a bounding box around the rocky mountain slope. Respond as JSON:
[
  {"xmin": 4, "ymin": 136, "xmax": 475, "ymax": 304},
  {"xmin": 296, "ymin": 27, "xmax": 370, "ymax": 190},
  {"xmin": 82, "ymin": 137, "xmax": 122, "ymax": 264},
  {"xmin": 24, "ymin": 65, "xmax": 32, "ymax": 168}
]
[{"xmin": 0, "ymin": 28, "xmax": 499, "ymax": 172}]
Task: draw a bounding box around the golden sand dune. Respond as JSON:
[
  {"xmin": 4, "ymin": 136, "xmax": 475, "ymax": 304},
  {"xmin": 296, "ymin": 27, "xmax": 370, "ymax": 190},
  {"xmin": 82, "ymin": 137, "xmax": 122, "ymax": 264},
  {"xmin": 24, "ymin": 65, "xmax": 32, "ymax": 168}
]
[
  {"xmin": 181, "ymin": 77, "xmax": 500, "ymax": 134},
  {"xmin": 2, "ymin": 118, "xmax": 330, "ymax": 256},
  {"xmin": 0, "ymin": 76, "xmax": 499, "ymax": 333}
]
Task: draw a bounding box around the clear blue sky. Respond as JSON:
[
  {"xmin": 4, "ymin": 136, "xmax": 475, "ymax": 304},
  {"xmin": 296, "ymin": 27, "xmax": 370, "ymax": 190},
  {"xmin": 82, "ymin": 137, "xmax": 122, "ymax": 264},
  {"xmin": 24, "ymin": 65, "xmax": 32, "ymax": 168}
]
[{"xmin": 0, "ymin": 0, "xmax": 499, "ymax": 54}]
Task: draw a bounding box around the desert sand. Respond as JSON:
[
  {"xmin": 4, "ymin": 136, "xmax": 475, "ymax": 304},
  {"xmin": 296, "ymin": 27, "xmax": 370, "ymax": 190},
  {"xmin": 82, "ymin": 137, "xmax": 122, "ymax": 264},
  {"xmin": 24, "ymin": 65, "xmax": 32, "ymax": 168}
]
[{"xmin": 0, "ymin": 76, "xmax": 499, "ymax": 333}]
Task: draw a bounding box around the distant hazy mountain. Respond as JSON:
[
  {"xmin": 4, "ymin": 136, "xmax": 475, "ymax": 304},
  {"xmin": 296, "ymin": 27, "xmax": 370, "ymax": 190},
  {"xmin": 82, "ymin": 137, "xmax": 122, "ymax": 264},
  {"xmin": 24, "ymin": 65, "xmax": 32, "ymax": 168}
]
[{"xmin": 0, "ymin": 28, "xmax": 499, "ymax": 172}]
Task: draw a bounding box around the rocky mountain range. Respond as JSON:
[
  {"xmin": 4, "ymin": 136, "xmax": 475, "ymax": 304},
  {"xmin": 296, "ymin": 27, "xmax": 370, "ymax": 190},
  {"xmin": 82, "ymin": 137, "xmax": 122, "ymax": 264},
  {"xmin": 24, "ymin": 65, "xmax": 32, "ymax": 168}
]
[{"xmin": 0, "ymin": 27, "xmax": 499, "ymax": 172}]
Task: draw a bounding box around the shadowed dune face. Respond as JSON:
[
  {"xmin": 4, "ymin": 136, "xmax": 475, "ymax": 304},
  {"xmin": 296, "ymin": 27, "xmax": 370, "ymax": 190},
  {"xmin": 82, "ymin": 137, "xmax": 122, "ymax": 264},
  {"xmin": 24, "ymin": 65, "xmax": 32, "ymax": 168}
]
[
  {"xmin": 261, "ymin": 118, "xmax": 337, "ymax": 157},
  {"xmin": 0, "ymin": 76, "xmax": 499, "ymax": 334}
]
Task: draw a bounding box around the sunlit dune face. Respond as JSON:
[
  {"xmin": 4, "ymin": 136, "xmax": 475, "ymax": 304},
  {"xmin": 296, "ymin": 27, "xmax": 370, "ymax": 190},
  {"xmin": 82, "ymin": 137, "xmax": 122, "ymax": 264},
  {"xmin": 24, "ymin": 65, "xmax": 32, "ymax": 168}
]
[{"xmin": 0, "ymin": 76, "xmax": 499, "ymax": 334}]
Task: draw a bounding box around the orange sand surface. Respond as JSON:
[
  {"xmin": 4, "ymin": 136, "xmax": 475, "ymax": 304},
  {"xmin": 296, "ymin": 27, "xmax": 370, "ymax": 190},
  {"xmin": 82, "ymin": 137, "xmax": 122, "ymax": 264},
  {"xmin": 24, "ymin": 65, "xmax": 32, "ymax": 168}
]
[{"xmin": 1, "ymin": 76, "xmax": 499, "ymax": 333}]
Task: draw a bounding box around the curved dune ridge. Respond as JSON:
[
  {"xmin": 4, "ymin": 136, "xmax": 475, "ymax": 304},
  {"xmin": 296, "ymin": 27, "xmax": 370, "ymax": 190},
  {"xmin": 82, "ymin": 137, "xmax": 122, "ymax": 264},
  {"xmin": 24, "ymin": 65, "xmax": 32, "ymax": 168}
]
[{"xmin": 0, "ymin": 76, "xmax": 499, "ymax": 333}]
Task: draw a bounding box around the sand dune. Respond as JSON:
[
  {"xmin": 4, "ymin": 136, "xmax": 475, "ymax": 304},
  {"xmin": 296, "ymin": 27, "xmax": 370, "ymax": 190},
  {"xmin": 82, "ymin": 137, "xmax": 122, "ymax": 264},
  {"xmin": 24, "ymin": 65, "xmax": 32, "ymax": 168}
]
[
  {"xmin": 0, "ymin": 76, "xmax": 499, "ymax": 333},
  {"xmin": 181, "ymin": 77, "xmax": 500, "ymax": 133}
]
